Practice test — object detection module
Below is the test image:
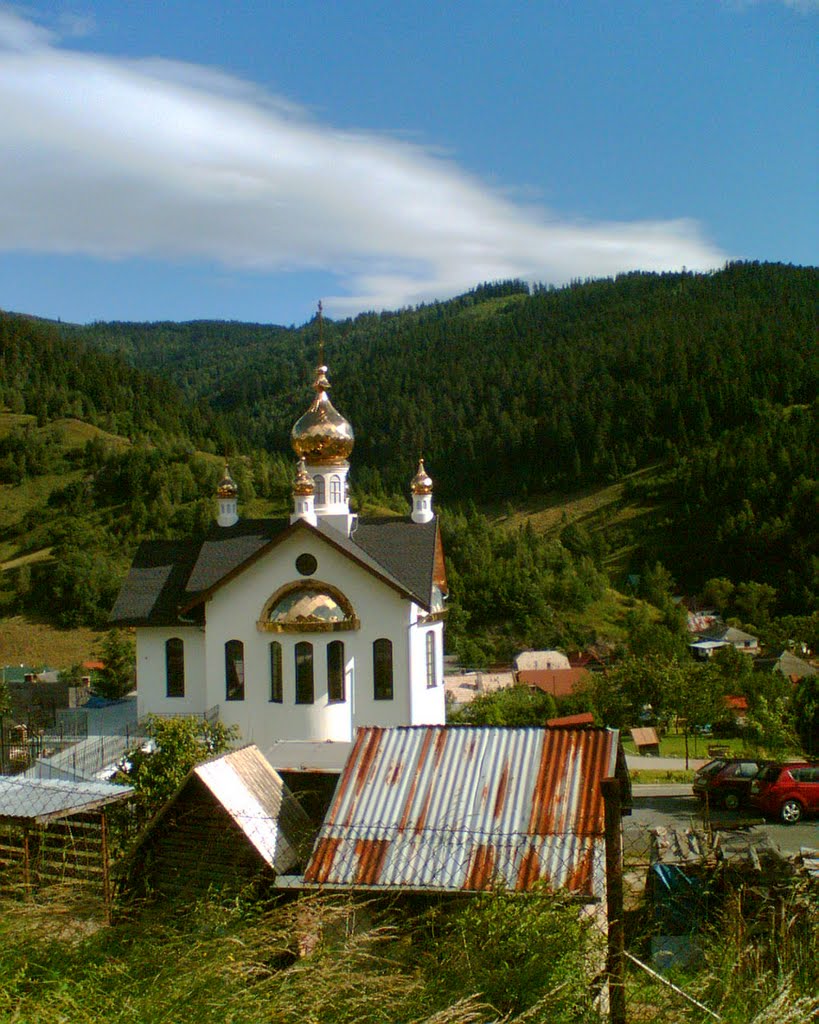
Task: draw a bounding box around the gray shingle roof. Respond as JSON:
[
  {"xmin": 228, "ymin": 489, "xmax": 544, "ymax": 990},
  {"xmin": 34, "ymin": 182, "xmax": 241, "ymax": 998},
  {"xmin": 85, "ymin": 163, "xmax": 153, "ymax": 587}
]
[
  {"xmin": 111, "ymin": 515, "xmax": 442, "ymax": 627},
  {"xmin": 352, "ymin": 516, "xmax": 439, "ymax": 612}
]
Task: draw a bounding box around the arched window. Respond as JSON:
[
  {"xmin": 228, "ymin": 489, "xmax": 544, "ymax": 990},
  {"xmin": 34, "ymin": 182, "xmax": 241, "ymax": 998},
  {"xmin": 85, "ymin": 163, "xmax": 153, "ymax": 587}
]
[
  {"xmin": 373, "ymin": 638, "xmax": 393, "ymax": 700},
  {"xmin": 165, "ymin": 637, "xmax": 184, "ymax": 698},
  {"xmin": 314, "ymin": 475, "xmax": 326, "ymax": 504},
  {"xmin": 327, "ymin": 641, "xmax": 345, "ymax": 703},
  {"xmin": 329, "ymin": 474, "xmax": 342, "ymax": 503},
  {"xmin": 259, "ymin": 582, "xmax": 358, "ymax": 633},
  {"xmin": 295, "ymin": 641, "xmax": 314, "ymax": 704},
  {"xmin": 225, "ymin": 640, "xmax": 244, "ymax": 701},
  {"xmin": 426, "ymin": 631, "xmax": 437, "ymax": 688},
  {"xmin": 269, "ymin": 641, "xmax": 283, "ymax": 703}
]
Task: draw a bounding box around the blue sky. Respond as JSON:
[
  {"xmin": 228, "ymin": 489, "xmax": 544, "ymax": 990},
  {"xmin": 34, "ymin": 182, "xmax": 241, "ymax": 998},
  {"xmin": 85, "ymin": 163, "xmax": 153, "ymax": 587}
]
[{"xmin": 0, "ymin": 1, "xmax": 816, "ymax": 325}]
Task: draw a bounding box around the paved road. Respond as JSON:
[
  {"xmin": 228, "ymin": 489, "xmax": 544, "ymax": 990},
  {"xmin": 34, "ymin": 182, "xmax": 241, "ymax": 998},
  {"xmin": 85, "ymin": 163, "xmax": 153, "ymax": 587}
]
[{"xmin": 627, "ymin": 784, "xmax": 819, "ymax": 857}]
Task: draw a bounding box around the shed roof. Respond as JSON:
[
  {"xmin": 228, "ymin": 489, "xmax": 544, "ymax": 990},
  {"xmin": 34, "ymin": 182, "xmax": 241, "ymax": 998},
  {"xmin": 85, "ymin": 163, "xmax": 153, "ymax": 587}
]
[
  {"xmin": 706, "ymin": 626, "xmax": 758, "ymax": 645},
  {"xmin": 0, "ymin": 776, "xmax": 133, "ymax": 825},
  {"xmin": 514, "ymin": 650, "xmax": 571, "ymax": 672},
  {"xmin": 630, "ymin": 727, "xmax": 660, "ymax": 748},
  {"xmin": 546, "ymin": 712, "xmax": 596, "ymax": 727},
  {"xmin": 128, "ymin": 745, "xmax": 311, "ymax": 876},
  {"xmin": 302, "ymin": 725, "xmax": 626, "ymax": 899},
  {"xmin": 724, "ymin": 695, "xmax": 749, "ymax": 712},
  {"xmin": 190, "ymin": 745, "xmax": 311, "ymax": 872}
]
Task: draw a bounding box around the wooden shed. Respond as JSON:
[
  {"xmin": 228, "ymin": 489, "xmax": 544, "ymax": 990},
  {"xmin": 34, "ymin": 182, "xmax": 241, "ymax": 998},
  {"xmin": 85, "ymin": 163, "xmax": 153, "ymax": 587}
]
[
  {"xmin": 0, "ymin": 776, "xmax": 134, "ymax": 920},
  {"xmin": 630, "ymin": 727, "xmax": 661, "ymax": 756},
  {"xmin": 124, "ymin": 745, "xmax": 313, "ymax": 901}
]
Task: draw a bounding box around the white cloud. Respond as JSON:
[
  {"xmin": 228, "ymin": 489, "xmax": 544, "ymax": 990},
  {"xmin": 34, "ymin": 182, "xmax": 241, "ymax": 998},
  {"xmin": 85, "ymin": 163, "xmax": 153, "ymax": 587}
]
[
  {"xmin": 721, "ymin": 0, "xmax": 818, "ymax": 11},
  {"xmin": 0, "ymin": 11, "xmax": 726, "ymax": 314}
]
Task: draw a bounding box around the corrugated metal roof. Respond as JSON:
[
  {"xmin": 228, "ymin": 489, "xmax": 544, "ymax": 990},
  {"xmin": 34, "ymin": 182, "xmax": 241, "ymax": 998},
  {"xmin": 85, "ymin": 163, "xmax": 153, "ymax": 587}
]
[
  {"xmin": 0, "ymin": 776, "xmax": 133, "ymax": 824},
  {"xmin": 302, "ymin": 725, "xmax": 621, "ymax": 898},
  {"xmin": 193, "ymin": 745, "xmax": 312, "ymax": 874}
]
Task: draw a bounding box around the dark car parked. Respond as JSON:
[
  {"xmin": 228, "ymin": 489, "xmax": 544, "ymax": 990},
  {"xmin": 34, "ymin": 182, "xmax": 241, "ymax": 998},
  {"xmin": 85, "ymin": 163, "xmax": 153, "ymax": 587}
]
[
  {"xmin": 749, "ymin": 762, "xmax": 819, "ymax": 824},
  {"xmin": 692, "ymin": 758, "xmax": 768, "ymax": 810}
]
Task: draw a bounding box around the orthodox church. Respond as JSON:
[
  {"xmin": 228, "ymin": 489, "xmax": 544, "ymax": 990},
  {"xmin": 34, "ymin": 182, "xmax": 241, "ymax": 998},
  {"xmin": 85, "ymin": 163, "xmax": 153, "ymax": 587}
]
[{"xmin": 111, "ymin": 340, "xmax": 447, "ymax": 765}]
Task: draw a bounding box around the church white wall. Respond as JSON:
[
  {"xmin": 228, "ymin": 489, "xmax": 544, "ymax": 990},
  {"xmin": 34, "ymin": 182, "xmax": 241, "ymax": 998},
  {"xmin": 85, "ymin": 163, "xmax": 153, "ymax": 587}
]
[
  {"xmin": 135, "ymin": 627, "xmax": 207, "ymax": 718},
  {"xmin": 408, "ymin": 611, "xmax": 447, "ymax": 725},
  {"xmin": 198, "ymin": 529, "xmax": 418, "ymax": 749}
]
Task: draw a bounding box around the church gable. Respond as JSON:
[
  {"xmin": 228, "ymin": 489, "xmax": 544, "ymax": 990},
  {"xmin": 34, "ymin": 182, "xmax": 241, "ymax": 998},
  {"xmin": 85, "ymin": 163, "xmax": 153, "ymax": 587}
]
[
  {"xmin": 204, "ymin": 524, "xmax": 410, "ymax": 635},
  {"xmin": 112, "ymin": 516, "xmax": 442, "ymax": 629},
  {"xmin": 111, "ymin": 330, "xmax": 448, "ymax": 755}
]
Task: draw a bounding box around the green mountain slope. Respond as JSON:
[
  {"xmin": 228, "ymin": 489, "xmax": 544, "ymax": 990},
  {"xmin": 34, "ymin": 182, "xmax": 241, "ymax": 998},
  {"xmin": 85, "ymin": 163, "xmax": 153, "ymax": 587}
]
[
  {"xmin": 0, "ymin": 264, "xmax": 816, "ymax": 651},
  {"xmin": 76, "ymin": 263, "xmax": 817, "ymax": 502}
]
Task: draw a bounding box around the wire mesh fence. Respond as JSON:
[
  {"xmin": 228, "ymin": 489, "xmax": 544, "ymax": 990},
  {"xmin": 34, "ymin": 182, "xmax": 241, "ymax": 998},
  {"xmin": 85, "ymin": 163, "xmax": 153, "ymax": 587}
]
[
  {"xmin": 618, "ymin": 810, "xmax": 818, "ymax": 1024},
  {"xmin": 0, "ymin": 757, "xmax": 817, "ymax": 1022}
]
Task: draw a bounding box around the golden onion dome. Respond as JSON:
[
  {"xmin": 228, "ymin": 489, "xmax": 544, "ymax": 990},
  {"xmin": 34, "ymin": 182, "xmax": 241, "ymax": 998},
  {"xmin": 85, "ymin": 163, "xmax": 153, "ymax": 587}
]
[
  {"xmin": 291, "ymin": 363, "xmax": 354, "ymax": 465},
  {"xmin": 216, "ymin": 465, "xmax": 238, "ymax": 498},
  {"xmin": 292, "ymin": 458, "xmax": 315, "ymax": 496},
  {"xmin": 411, "ymin": 458, "xmax": 433, "ymax": 495}
]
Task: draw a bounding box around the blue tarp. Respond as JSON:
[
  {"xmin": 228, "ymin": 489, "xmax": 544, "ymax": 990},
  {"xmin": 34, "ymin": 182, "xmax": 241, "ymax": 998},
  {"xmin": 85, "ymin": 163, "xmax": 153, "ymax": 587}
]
[{"xmin": 650, "ymin": 863, "xmax": 708, "ymax": 933}]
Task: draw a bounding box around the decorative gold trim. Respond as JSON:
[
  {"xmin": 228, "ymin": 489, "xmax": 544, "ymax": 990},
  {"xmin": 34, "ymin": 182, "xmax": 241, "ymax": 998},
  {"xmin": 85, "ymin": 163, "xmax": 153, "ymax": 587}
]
[
  {"xmin": 256, "ymin": 580, "xmax": 359, "ymax": 634},
  {"xmin": 258, "ymin": 617, "xmax": 360, "ymax": 634},
  {"xmin": 418, "ymin": 609, "xmax": 448, "ymax": 625}
]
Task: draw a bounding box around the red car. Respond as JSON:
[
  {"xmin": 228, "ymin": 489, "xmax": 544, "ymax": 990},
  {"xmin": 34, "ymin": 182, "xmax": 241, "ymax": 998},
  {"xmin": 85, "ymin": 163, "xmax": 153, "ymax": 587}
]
[
  {"xmin": 692, "ymin": 758, "xmax": 768, "ymax": 810},
  {"xmin": 749, "ymin": 762, "xmax": 819, "ymax": 824}
]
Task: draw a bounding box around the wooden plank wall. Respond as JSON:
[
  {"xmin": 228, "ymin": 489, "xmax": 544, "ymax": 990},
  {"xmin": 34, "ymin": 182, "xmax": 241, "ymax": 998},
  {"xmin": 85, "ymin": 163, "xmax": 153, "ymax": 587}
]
[
  {"xmin": 133, "ymin": 784, "xmax": 273, "ymax": 900},
  {"xmin": 0, "ymin": 812, "xmax": 107, "ymax": 893}
]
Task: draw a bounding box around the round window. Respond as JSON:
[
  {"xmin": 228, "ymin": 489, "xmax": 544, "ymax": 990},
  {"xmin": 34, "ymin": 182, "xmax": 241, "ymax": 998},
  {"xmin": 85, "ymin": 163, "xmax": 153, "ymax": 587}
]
[{"xmin": 295, "ymin": 553, "xmax": 318, "ymax": 576}]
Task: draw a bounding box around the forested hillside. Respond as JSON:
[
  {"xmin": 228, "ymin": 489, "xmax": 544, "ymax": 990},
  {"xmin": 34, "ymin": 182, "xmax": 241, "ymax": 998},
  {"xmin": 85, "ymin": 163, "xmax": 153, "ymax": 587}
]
[
  {"xmin": 79, "ymin": 263, "xmax": 817, "ymax": 503},
  {"xmin": 0, "ymin": 313, "xmax": 230, "ymax": 448},
  {"xmin": 1, "ymin": 262, "xmax": 816, "ymax": 649}
]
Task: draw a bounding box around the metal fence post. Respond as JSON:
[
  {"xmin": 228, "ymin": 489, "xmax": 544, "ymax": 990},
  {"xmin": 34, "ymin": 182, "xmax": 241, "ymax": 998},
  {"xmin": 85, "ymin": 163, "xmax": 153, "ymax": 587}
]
[{"xmin": 602, "ymin": 776, "xmax": 627, "ymax": 1024}]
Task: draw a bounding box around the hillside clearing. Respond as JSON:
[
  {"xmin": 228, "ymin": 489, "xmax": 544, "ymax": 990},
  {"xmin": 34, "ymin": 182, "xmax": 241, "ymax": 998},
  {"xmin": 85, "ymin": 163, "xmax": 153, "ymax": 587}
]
[{"xmin": 0, "ymin": 615, "xmax": 106, "ymax": 669}]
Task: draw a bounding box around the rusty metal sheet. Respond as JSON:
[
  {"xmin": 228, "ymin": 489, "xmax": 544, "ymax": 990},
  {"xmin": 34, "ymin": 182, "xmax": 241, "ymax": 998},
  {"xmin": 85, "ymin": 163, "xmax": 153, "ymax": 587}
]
[{"xmin": 302, "ymin": 726, "xmax": 619, "ymax": 898}]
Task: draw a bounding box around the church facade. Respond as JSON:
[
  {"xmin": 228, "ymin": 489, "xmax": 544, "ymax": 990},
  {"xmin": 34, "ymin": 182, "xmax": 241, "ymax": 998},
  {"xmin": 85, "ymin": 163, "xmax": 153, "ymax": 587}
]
[{"xmin": 111, "ymin": 348, "xmax": 447, "ymax": 756}]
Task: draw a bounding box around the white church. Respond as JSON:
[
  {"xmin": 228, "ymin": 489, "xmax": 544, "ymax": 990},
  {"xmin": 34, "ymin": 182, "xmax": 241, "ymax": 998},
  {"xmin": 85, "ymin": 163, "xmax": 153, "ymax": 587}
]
[{"xmin": 111, "ymin": 343, "xmax": 447, "ymax": 768}]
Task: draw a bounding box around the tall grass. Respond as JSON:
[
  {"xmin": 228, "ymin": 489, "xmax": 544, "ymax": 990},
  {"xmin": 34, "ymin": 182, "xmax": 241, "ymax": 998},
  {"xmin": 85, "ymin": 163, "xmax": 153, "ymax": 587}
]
[
  {"xmin": 695, "ymin": 880, "xmax": 819, "ymax": 1024},
  {"xmin": 0, "ymin": 886, "xmax": 602, "ymax": 1024},
  {"xmin": 1, "ymin": 876, "xmax": 815, "ymax": 1023}
]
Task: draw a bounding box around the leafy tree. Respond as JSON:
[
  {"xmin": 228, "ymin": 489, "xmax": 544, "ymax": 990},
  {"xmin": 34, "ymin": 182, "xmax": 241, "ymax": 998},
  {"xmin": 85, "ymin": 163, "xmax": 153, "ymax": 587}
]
[
  {"xmin": 625, "ymin": 605, "xmax": 689, "ymax": 661},
  {"xmin": 0, "ymin": 678, "xmax": 10, "ymax": 718},
  {"xmin": 601, "ymin": 654, "xmax": 684, "ymax": 727},
  {"xmin": 579, "ymin": 670, "xmax": 632, "ymax": 730},
  {"xmin": 640, "ymin": 562, "xmax": 676, "ymax": 610},
  {"xmin": 37, "ymin": 543, "xmax": 123, "ymax": 628},
  {"xmin": 59, "ymin": 663, "xmax": 87, "ymax": 688},
  {"xmin": 119, "ymin": 716, "xmax": 238, "ymax": 820},
  {"xmin": 735, "ymin": 581, "xmax": 778, "ymax": 626},
  {"xmin": 702, "ymin": 577, "xmax": 735, "ymax": 614},
  {"xmin": 745, "ymin": 695, "xmax": 798, "ymax": 756},
  {"xmin": 668, "ymin": 662, "xmax": 729, "ymax": 767},
  {"xmin": 449, "ymin": 685, "xmax": 557, "ymax": 726},
  {"xmin": 94, "ymin": 630, "xmax": 135, "ymax": 700},
  {"xmin": 792, "ymin": 676, "xmax": 819, "ymax": 757},
  {"xmin": 755, "ymin": 612, "xmax": 819, "ymax": 657}
]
